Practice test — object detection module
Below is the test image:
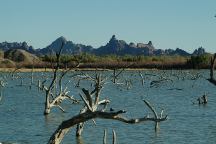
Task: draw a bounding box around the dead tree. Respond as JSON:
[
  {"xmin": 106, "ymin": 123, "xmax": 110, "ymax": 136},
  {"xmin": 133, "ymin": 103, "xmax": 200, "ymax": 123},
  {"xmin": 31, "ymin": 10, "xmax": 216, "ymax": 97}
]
[
  {"xmin": 112, "ymin": 68, "xmax": 124, "ymax": 84},
  {"xmin": 111, "ymin": 63, "xmax": 133, "ymax": 84},
  {"xmin": 47, "ymin": 98, "xmax": 167, "ymax": 144},
  {"xmin": 76, "ymin": 74, "xmax": 110, "ymax": 136},
  {"xmin": 0, "ymin": 78, "xmax": 6, "ymax": 103},
  {"xmin": 139, "ymin": 71, "xmax": 145, "ymax": 86},
  {"xmin": 43, "ymin": 42, "xmax": 79, "ymax": 115},
  {"xmin": 207, "ymin": 53, "xmax": 216, "ymax": 85}
]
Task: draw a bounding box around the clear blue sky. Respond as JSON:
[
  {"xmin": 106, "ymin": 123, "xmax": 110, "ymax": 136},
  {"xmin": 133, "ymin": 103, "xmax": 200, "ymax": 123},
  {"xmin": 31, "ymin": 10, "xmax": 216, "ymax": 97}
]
[{"xmin": 0, "ymin": 0, "xmax": 215, "ymax": 53}]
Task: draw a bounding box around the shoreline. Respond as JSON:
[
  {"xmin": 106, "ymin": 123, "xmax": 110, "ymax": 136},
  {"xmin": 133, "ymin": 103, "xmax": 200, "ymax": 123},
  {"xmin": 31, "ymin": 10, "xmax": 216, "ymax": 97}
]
[
  {"xmin": 0, "ymin": 67, "xmax": 207, "ymax": 72},
  {"xmin": 0, "ymin": 67, "xmax": 150, "ymax": 72}
]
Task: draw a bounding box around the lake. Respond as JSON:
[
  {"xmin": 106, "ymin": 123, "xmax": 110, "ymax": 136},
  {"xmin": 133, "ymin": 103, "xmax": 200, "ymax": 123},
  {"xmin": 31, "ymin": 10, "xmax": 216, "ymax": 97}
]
[{"xmin": 0, "ymin": 70, "xmax": 216, "ymax": 144}]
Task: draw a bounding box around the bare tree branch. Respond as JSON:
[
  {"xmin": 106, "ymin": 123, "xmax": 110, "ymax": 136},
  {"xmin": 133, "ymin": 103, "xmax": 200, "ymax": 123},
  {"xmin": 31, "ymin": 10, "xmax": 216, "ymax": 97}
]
[
  {"xmin": 79, "ymin": 94, "xmax": 93, "ymax": 112},
  {"xmin": 112, "ymin": 129, "xmax": 116, "ymax": 144},
  {"xmin": 48, "ymin": 109, "xmax": 167, "ymax": 144},
  {"xmin": 103, "ymin": 129, "xmax": 107, "ymax": 144}
]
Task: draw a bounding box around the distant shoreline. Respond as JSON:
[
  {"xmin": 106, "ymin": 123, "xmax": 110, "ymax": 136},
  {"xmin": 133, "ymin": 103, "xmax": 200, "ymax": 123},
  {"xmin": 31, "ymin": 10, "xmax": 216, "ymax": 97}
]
[
  {"xmin": 0, "ymin": 67, "xmax": 151, "ymax": 72},
  {"xmin": 0, "ymin": 67, "xmax": 208, "ymax": 72}
]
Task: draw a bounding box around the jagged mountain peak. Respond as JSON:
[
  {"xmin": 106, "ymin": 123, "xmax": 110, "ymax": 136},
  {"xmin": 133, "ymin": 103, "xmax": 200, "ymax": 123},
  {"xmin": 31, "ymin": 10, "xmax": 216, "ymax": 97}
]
[
  {"xmin": 148, "ymin": 41, "xmax": 153, "ymax": 46},
  {"xmin": 55, "ymin": 36, "xmax": 67, "ymax": 43},
  {"xmin": 51, "ymin": 36, "xmax": 68, "ymax": 46},
  {"xmin": 109, "ymin": 35, "xmax": 117, "ymax": 42},
  {"xmin": 44, "ymin": 36, "xmax": 69, "ymax": 52},
  {"xmin": 38, "ymin": 36, "xmax": 93, "ymax": 55},
  {"xmin": 192, "ymin": 47, "xmax": 206, "ymax": 56}
]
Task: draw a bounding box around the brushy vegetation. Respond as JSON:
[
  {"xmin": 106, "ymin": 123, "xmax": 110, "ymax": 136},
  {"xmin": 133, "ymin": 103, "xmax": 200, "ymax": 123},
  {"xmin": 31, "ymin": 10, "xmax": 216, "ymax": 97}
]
[
  {"xmin": 186, "ymin": 54, "xmax": 212, "ymax": 69},
  {"xmin": 41, "ymin": 53, "xmax": 211, "ymax": 69},
  {"xmin": 0, "ymin": 50, "xmax": 213, "ymax": 69}
]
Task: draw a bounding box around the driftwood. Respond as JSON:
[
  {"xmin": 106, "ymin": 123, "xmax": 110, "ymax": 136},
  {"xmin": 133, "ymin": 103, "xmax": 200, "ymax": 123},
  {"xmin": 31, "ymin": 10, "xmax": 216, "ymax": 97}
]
[
  {"xmin": 207, "ymin": 53, "xmax": 216, "ymax": 85},
  {"xmin": 47, "ymin": 99, "xmax": 167, "ymax": 144}
]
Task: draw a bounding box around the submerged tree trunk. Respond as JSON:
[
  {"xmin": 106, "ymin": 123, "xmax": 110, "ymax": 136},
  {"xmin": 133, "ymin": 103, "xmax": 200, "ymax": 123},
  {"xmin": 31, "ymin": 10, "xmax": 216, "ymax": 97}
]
[
  {"xmin": 44, "ymin": 91, "xmax": 51, "ymax": 115},
  {"xmin": 76, "ymin": 107, "xmax": 87, "ymax": 137},
  {"xmin": 207, "ymin": 53, "xmax": 216, "ymax": 85}
]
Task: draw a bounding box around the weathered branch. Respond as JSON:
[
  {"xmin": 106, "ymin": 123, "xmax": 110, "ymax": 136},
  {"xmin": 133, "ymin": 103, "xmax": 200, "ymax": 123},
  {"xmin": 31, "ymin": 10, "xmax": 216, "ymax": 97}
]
[
  {"xmin": 56, "ymin": 105, "xmax": 65, "ymax": 113},
  {"xmin": 76, "ymin": 74, "xmax": 105, "ymax": 136},
  {"xmin": 48, "ymin": 109, "xmax": 167, "ymax": 144},
  {"xmin": 79, "ymin": 94, "xmax": 93, "ymax": 112},
  {"xmin": 82, "ymin": 88, "xmax": 93, "ymax": 107},
  {"xmin": 112, "ymin": 130, "xmax": 116, "ymax": 144},
  {"xmin": 103, "ymin": 129, "xmax": 117, "ymax": 144},
  {"xmin": 58, "ymin": 61, "xmax": 80, "ymax": 93},
  {"xmin": 94, "ymin": 74, "xmax": 102, "ymax": 105},
  {"xmin": 103, "ymin": 129, "xmax": 107, "ymax": 144},
  {"xmin": 111, "ymin": 63, "xmax": 134, "ymax": 83},
  {"xmin": 143, "ymin": 100, "xmax": 158, "ymax": 118},
  {"xmin": 139, "ymin": 71, "xmax": 145, "ymax": 86}
]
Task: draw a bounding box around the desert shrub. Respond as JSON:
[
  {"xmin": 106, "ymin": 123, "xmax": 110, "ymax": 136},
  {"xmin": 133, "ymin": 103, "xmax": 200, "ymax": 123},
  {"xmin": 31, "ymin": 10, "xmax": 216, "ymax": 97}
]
[
  {"xmin": 0, "ymin": 50, "xmax": 4, "ymax": 58},
  {"xmin": 187, "ymin": 54, "xmax": 211, "ymax": 69}
]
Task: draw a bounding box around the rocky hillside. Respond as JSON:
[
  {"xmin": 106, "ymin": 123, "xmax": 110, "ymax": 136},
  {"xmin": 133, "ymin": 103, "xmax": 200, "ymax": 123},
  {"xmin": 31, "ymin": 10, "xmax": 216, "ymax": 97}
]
[
  {"xmin": 4, "ymin": 49, "xmax": 40, "ymax": 64},
  {"xmin": 0, "ymin": 41, "xmax": 36, "ymax": 54}
]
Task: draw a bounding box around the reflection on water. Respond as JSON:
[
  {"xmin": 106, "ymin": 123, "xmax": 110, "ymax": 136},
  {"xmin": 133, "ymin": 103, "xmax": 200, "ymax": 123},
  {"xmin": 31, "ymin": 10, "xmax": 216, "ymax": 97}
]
[{"xmin": 0, "ymin": 70, "xmax": 216, "ymax": 144}]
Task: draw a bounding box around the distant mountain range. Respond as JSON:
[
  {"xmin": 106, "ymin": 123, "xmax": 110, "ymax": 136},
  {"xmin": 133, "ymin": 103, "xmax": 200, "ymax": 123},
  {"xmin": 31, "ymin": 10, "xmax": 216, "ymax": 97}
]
[{"xmin": 0, "ymin": 35, "xmax": 207, "ymax": 56}]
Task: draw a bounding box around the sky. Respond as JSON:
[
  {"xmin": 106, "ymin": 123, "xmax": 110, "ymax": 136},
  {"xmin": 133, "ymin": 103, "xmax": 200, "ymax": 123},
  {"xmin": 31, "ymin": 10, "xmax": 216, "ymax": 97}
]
[{"xmin": 0, "ymin": 0, "xmax": 216, "ymax": 53}]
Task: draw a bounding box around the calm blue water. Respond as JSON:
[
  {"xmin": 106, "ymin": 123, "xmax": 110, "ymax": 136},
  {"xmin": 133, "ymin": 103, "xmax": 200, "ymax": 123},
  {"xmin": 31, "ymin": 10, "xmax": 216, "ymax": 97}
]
[{"xmin": 0, "ymin": 70, "xmax": 216, "ymax": 144}]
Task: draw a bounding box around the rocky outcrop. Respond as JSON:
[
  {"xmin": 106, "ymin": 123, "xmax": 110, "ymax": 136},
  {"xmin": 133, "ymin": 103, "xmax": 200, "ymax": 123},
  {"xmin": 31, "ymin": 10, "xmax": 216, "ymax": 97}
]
[
  {"xmin": 93, "ymin": 35, "xmax": 129, "ymax": 55},
  {"xmin": 94, "ymin": 35, "xmax": 156, "ymax": 56}
]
